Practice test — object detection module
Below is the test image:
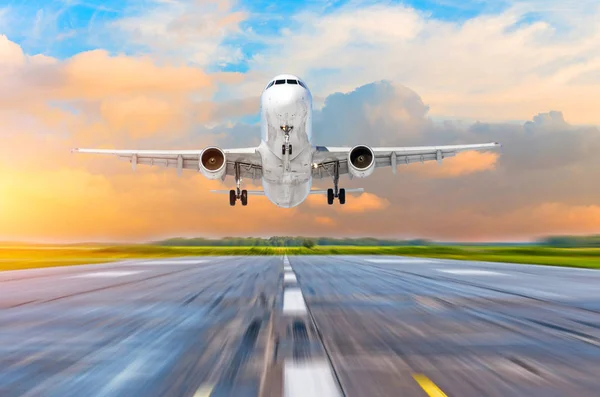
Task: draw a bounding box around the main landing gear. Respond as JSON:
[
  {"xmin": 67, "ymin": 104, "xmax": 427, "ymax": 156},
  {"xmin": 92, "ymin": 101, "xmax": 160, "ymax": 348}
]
[
  {"xmin": 229, "ymin": 163, "xmax": 248, "ymax": 206},
  {"xmin": 327, "ymin": 161, "xmax": 346, "ymax": 205},
  {"xmin": 229, "ymin": 189, "xmax": 247, "ymax": 206}
]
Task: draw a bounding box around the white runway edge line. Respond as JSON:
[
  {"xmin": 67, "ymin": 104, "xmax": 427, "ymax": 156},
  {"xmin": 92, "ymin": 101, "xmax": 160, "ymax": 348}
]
[
  {"xmin": 284, "ymin": 360, "xmax": 342, "ymax": 397},
  {"xmin": 438, "ymin": 269, "xmax": 506, "ymax": 276},
  {"xmin": 284, "ymin": 273, "xmax": 297, "ymax": 283},
  {"xmin": 131, "ymin": 259, "xmax": 207, "ymax": 265},
  {"xmin": 365, "ymin": 258, "xmax": 437, "ymax": 264},
  {"xmin": 283, "ymin": 288, "xmax": 307, "ymax": 315},
  {"xmin": 69, "ymin": 271, "xmax": 142, "ymax": 278}
]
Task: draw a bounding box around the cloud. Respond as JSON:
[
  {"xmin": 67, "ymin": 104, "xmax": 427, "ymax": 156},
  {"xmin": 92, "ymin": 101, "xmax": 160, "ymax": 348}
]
[
  {"xmin": 61, "ymin": 50, "xmax": 217, "ymax": 99},
  {"xmin": 0, "ymin": 35, "xmax": 246, "ymax": 143},
  {"xmin": 1, "ymin": 22, "xmax": 600, "ymax": 243},
  {"xmin": 1, "ymin": 46, "xmax": 221, "ymax": 103},
  {"xmin": 4, "ymin": 0, "xmax": 600, "ymax": 127},
  {"xmin": 99, "ymin": 96, "xmax": 187, "ymax": 139},
  {"xmin": 313, "ymin": 82, "xmax": 430, "ymax": 146},
  {"xmin": 315, "ymin": 216, "xmax": 335, "ymax": 226},
  {"xmin": 340, "ymin": 193, "xmax": 390, "ymax": 213},
  {"xmin": 415, "ymin": 151, "xmax": 499, "ymax": 178},
  {"xmin": 307, "ymin": 192, "xmax": 390, "ymax": 213},
  {"xmin": 4, "ymin": 60, "xmax": 600, "ymax": 242},
  {"xmin": 305, "ymin": 81, "xmax": 600, "ymax": 241},
  {"xmin": 112, "ymin": 0, "xmax": 247, "ymax": 67},
  {"xmin": 247, "ymin": 2, "xmax": 600, "ymax": 124}
]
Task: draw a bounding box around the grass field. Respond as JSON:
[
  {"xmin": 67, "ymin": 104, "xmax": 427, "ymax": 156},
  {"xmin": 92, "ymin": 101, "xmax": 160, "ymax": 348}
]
[
  {"xmin": 0, "ymin": 245, "xmax": 289, "ymax": 271},
  {"xmin": 2, "ymin": 244, "xmax": 600, "ymax": 271}
]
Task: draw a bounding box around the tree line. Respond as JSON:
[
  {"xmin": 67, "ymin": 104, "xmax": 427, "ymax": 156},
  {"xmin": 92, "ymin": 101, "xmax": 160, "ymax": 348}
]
[
  {"xmin": 150, "ymin": 235, "xmax": 600, "ymax": 248},
  {"xmin": 151, "ymin": 237, "xmax": 432, "ymax": 247},
  {"xmin": 539, "ymin": 235, "xmax": 600, "ymax": 248}
]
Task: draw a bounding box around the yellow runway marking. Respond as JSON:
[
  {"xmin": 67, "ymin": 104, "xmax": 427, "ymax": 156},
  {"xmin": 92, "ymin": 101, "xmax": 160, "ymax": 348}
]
[
  {"xmin": 193, "ymin": 385, "xmax": 213, "ymax": 397},
  {"xmin": 412, "ymin": 374, "xmax": 448, "ymax": 397}
]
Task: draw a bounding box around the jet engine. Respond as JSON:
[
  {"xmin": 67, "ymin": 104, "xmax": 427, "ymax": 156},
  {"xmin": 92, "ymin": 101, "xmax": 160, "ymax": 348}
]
[
  {"xmin": 200, "ymin": 147, "xmax": 226, "ymax": 179},
  {"xmin": 348, "ymin": 145, "xmax": 375, "ymax": 178}
]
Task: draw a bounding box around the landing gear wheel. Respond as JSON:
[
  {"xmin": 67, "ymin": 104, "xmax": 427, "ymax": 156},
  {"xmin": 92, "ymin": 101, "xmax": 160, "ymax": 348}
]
[
  {"xmin": 229, "ymin": 190, "xmax": 236, "ymax": 206},
  {"xmin": 241, "ymin": 190, "xmax": 248, "ymax": 206},
  {"xmin": 289, "ymin": 145, "xmax": 293, "ymax": 155},
  {"xmin": 338, "ymin": 188, "xmax": 346, "ymax": 205},
  {"xmin": 327, "ymin": 188, "xmax": 334, "ymax": 205}
]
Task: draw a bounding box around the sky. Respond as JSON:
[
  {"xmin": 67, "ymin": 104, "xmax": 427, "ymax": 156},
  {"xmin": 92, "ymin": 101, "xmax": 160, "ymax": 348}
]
[{"xmin": 0, "ymin": 0, "xmax": 599, "ymax": 243}]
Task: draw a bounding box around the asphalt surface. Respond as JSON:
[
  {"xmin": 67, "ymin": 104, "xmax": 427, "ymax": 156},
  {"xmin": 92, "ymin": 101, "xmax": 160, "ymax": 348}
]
[{"xmin": 2, "ymin": 256, "xmax": 600, "ymax": 396}]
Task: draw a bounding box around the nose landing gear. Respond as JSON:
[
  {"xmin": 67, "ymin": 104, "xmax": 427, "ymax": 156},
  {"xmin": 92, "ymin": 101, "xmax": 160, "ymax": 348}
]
[{"xmin": 282, "ymin": 129, "xmax": 293, "ymax": 155}]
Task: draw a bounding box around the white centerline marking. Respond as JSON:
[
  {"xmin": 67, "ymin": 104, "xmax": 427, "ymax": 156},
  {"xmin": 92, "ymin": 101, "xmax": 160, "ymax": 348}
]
[
  {"xmin": 69, "ymin": 271, "xmax": 142, "ymax": 278},
  {"xmin": 284, "ymin": 360, "xmax": 342, "ymax": 397},
  {"xmin": 283, "ymin": 288, "xmax": 307, "ymax": 315},
  {"xmin": 284, "ymin": 273, "xmax": 297, "ymax": 283},
  {"xmin": 193, "ymin": 385, "xmax": 214, "ymax": 397},
  {"xmin": 438, "ymin": 269, "xmax": 505, "ymax": 276}
]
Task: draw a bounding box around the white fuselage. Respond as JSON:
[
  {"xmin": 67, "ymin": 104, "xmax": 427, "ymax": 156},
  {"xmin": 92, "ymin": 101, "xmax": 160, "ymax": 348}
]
[{"xmin": 258, "ymin": 74, "xmax": 313, "ymax": 208}]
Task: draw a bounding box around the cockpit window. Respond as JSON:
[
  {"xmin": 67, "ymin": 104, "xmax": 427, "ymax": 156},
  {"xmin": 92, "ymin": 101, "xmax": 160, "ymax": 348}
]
[{"xmin": 267, "ymin": 79, "xmax": 306, "ymax": 89}]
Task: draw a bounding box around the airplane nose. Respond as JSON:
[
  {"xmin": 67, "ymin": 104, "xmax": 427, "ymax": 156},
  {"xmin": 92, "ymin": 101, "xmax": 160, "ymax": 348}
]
[{"xmin": 272, "ymin": 88, "xmax": 305, "ymax": 118}]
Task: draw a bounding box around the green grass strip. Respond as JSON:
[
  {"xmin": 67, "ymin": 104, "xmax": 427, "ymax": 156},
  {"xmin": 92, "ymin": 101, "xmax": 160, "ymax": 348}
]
[{"xmin": 2, "ymin": 245, "xmax": 600, "ymax": 271}]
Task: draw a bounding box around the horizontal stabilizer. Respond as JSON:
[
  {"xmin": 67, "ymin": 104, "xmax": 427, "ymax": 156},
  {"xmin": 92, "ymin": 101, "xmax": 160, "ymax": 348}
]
[
  {"xmin": 210, "ymin": 188, "xmax": 364, "ymax": 196},
  {"xmin": 210, "ymin": 190, "xmax": 265, "ymax": 195},
  {"xmin": 308, "ymin": 188, "xmax": 364, "ymax": 195}
]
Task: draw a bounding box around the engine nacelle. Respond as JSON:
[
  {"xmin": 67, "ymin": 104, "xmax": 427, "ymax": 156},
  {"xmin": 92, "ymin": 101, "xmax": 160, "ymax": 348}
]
[
  {"xmin": 348, "ymin": 145, "xmax": 375, "ymax": 178},
  {"xmin": 199, "ymin": 147, "xmax": 226, "ymax": 179}
]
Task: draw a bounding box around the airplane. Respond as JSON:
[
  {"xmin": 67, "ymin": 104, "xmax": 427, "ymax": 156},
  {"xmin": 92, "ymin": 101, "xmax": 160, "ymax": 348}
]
[{"xmin": 72, "ymin": 74, "xmax": 501, "ymax": 208}]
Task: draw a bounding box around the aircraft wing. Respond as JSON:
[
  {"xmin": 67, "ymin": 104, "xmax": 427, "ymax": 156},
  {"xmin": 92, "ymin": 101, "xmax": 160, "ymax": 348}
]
[
  {"xmin": 72, "ymin": 147, "xmax": 263, "ymax": 180},
  {"xmin": 311, "ymin": 142, "xmax": 500, "ymax": 179}
]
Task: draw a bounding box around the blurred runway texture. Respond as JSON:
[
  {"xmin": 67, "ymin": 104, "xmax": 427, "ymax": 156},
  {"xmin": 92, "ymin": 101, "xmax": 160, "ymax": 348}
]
[{"xmin": 1, "ymin": 255, "xmax": 600, "ymax": 396}]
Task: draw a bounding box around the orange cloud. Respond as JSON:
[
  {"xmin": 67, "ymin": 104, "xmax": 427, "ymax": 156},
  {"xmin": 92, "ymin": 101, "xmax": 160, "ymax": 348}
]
[
  {"xmin": 509, "ymin": 203, "xmax": 600, "ymax": 234},
  {"xmin": 60, "ymin": 50, "xmax": 215, "ymax": 99},
  {"xmin": 0, "ymin": 35, "xmax": 250, "ymax": 145},
  {"xmin": 306, "ymin": 192, "xmax": 389, "ymax": 213},
  {"xmin": 340, "ymin": 192, "xmax": 390, "ymax": 213},
  {"xmin": 1, "ymin": 28, "xmax": 599, "ymax": 244},
  {"xmin": 99, "ymin": 96, "xmax": 187, "ymax": 139},
  {"xmin": 0, "ymin": 164, "xmax": 307, "ymax": 241},
  {"xmin": 315, "ymin": 216, "xmax": 336, "ymax": 226},
  {"xmin": 413, "ymin": 151, "xmax": 499, "ymax": 178},
  {"xmin": 404, "ymin": 202, "xmax": 600, "ymax": 242}
]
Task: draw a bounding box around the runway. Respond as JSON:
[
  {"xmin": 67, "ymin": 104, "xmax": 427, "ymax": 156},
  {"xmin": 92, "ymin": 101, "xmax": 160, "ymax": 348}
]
[{"xmin": 2, "ymin": 256, "xmax": 600, "ymax": 396}]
